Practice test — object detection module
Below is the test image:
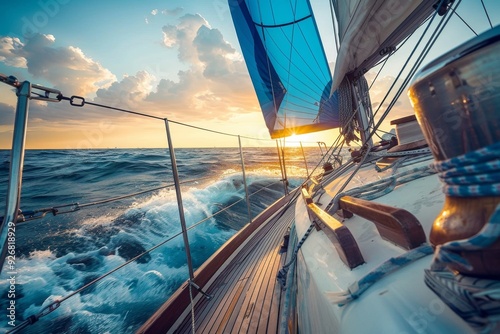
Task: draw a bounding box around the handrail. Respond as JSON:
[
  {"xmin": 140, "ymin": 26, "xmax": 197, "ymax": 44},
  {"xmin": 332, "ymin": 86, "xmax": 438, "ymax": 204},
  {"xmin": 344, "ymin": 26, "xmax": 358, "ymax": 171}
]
[{"xmin": 301, "ymin": 187, "xmax": 364, "ymax": 269}]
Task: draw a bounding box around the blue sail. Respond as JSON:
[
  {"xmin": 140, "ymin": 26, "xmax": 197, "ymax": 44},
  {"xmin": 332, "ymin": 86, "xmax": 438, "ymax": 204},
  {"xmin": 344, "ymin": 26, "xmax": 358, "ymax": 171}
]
[{"xmin": 229, "ymin": 0, "xmax": 339, "ymax": 139}]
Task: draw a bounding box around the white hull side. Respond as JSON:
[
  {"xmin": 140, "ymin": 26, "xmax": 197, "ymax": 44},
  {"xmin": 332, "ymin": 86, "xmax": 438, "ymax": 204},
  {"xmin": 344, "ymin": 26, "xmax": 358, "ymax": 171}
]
[{"xmin": 294, "ymin": 161, "xmax": 473, "ymax": 333}]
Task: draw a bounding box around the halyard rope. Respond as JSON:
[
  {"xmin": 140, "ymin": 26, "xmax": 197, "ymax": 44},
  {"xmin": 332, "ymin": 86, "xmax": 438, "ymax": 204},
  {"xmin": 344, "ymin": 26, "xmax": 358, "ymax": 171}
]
[
  {"xmin": 325, "ymin": 164, "xmax": 435, "ymax": 213},
  {"xmin": 327, "ymin": 245, "xmax": 434, "ymax": 306},
  {"xmin": 188, "ymin": 280, "xmax": 196, "ymax": 333}
]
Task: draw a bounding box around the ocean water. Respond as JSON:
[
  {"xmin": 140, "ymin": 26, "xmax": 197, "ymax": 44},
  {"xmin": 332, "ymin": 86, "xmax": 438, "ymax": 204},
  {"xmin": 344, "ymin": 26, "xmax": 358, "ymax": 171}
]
[{"xmin": 0, "ymin": 147, "xmax": 326, "ymax": 333}]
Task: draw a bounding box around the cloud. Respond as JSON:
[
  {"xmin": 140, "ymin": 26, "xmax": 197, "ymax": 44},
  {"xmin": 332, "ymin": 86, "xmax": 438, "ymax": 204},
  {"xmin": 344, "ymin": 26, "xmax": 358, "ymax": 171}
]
[
  {"xmin": 146, "ymin": 8, "xmax": 183, "ymax": 25},
  {"xmin": 0, "ymin": 101, "xmax": 15, "ymax": 126},
  {"xmin": 149, "ymin": 15, "xmax": 254, "ymax": 119},
  {"xmin": 0, "ymin": 36, "xmax": 27, "ymax": 68},
  {"xmin": 1, "ymin": 34, "xmax": 116, "ymax": 97},
  {"xmin": 150, "ymin": 7, "xmax": 184, "ymax": 18},
  {"xmin": 162, "ymin": 14, "xmax": 210, "ymax": 63},
  {"xmin": 95, "ymin": 71, "xmax": 155, "ymax": 109},
  {"xmin": 91, "ymin": 13, "xmax": 256, "ymax": 122},
  {"xmin": 24, "ymin": 34, "xmax": 116, "ymax": 96},
  {"xmin": 3, "ymin": 14, "xmax": 256, "ymax": 131},
  {"xmin": 193, "ymin": 25, "xmax": 235, "ymax": 78},
  {"xmin": 161, "ymin": 8, "xmax": 183, "ymax": 16}
]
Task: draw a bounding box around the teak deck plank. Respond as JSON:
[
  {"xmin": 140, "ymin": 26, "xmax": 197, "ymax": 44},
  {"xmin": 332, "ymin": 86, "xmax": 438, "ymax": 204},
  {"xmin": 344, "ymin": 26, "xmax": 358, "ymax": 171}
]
[
  {"xmin": 173, "ymin": 203, "xmax": 295, "ymax": 333},
  {"xmin": 202, "ymin": 212, "xmax": 284, "ymax": 333},
  {"xmin": 192, "ymin": 234, "xmax": 258, "ymax": 332},
  {"xmin": 231, "ymin": 213, "xmax": 289, "ymax": 333},
  {"xmin": 256, "ymin": 243, "xmax": 285, "ymax": 334},
  {"xmin": 212, "ymin": 209, "xmax": 291, "ymax": 333},
  {"xmin": 213, "ymin": 233, "xmax": 272, "ymax": 333}
]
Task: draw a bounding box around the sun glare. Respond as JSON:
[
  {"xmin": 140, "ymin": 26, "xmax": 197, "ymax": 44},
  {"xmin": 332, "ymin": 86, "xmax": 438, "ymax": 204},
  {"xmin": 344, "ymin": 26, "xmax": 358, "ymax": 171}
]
[{"xmin": 286, "ymin": 133, "xmax": 316, "ymax": 147}]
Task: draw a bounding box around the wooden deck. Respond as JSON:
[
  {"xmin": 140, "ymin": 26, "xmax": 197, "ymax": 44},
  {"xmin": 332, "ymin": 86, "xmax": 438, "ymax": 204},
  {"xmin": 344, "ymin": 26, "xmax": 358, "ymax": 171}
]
[
  {"xmin": 138, "ymin": 193, "xmax": 297, "ymax": 334},
  {"xmin": 174, "ymin": 204, "xmax": 294, "ymax": 333}
]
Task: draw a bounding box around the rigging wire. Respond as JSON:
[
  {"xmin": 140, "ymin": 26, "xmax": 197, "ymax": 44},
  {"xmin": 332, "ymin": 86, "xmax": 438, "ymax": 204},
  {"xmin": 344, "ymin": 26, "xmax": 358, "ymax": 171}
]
[
  {"xmin": 58, "ymin": 95, "xmax": 164, "ymax": 121},
  {"xmin": 449, "ymin": 7, "xmax": 478, "ymax": 36},
  {"xmin": 319, "ymin": 0, "xmax": 459, "ymax": 204},
  {"xmin": 368, "ymin": 25, "xmax": 422, "ymax": 90},
  {"xmin": 16, "ymin": 177, "xmax": 205, "ymax": 223},
  {"xmin": 481, "ymin": 0, "xmax": 493, "ymax": 29},
  {"xmin": 56, "ymin": 92, "xmax": 284, "ymax": 144},
  {"xmin": 329, "ymin": 0, "xmax": 340, "ymax": 53},
  {"xmin": 57, "ymin": 90, "xmax": 330, "ymax": 148},
  {"xmin": 364, "ymin": 0, "xmax": 460, "ymax": 146},
  {"xmin": 365, "ymin": 14, "xmax": 433, "ymax": 140}
]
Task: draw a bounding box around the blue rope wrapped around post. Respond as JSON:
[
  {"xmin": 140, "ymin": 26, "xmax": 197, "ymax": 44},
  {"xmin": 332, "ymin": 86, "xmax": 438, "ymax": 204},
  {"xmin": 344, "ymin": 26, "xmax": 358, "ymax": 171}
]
[{"xmin": 430, "ymin": 142, "xmax": 500, "ymax": 271}]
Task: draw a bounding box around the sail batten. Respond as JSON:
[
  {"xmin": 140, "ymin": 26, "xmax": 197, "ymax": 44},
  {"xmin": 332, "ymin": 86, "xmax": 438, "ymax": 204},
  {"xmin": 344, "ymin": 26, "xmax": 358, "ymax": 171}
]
[
  {"xmin": 229, "ymin": 0, "xmax": 340, "ymax": 139},
  {"xmin": 254, "ymin": 15, "xmax": 313, "ymax": 28}
]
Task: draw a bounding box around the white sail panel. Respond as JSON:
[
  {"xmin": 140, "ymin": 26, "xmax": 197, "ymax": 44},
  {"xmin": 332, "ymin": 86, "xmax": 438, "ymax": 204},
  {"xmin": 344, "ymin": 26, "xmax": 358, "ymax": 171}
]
[{"xmin": 331, "ymin": 0, "xmax": 434, "ymax": 91}]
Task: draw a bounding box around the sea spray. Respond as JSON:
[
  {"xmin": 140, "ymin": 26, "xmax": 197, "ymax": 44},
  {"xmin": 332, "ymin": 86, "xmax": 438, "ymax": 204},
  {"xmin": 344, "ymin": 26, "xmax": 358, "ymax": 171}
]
[{"xmin": 0, "ymin": 147, "xmax": 327, "ymax": 333}]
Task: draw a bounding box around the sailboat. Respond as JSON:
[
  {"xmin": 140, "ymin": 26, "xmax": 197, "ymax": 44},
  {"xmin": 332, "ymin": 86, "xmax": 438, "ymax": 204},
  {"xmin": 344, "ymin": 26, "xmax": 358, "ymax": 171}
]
[
  {"xmin": 137, "ymin": 0, "xmax": 499, "ymax": 332},
  {"xmin": 1, "ymin": 0, "xmax": 499, "ymax": 333}
]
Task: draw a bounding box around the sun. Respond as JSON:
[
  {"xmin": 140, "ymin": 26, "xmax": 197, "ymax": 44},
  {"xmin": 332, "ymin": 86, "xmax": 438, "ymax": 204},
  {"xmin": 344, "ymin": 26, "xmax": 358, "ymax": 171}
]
[{"xmin": 286, "ymin": 133, "xmax": 317, "ymax": 147}]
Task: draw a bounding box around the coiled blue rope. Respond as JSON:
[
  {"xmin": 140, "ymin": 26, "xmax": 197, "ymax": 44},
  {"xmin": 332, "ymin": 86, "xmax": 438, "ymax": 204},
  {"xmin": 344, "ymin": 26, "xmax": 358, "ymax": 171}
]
[
  {"xmin": 431, "ymin": 142, "xmax": 500, "ymax": 270},
  {"xmin": 432, "ymin": 141, "xmax": 500, "ymax": 197}
]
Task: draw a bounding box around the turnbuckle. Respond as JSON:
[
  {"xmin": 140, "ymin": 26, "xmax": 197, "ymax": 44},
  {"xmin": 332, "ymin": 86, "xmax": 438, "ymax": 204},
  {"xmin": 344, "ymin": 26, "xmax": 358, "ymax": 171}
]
[{"xmin": 31, "ymin": 83, "xmax": 62, "ymax": 102}]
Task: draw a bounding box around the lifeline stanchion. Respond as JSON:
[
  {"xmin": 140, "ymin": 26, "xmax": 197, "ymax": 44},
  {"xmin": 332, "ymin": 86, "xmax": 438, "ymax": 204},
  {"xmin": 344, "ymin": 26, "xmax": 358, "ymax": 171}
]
[
  {"xmin": 0, "ymin": 80, "xmax": 30, "ymax": 274},
  {"xmin": 238, "ymin": 135, "xmax": 252, "ymax": 224},
  {"xmin": 164, "ymin": 118, "xmax": 195, "ymax": 280}
]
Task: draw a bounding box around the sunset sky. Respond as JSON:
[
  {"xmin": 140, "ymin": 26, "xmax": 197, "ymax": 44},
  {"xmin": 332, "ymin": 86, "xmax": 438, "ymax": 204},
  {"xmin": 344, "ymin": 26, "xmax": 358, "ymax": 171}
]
[{"xmin": 0, "ymin": 0, "xmax": 498, "ymax": 149}]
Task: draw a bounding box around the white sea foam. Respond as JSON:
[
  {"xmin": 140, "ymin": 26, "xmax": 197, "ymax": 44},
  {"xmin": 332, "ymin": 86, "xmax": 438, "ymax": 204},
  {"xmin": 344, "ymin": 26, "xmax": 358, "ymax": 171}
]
[{"xmin": 0, "ymin": 174, "xmax": 284, "ymax": 333}]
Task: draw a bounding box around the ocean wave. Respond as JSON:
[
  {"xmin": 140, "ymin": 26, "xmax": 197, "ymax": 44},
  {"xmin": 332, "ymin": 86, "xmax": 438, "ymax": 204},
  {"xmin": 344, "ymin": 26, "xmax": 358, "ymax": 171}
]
[{"xmin": 0, "ymin": 148, "xmax": 325, "ymax": 333}]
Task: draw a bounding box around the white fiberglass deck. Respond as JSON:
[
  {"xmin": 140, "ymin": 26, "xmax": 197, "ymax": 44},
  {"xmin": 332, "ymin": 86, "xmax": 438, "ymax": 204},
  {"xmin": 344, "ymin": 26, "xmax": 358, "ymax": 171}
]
[{"xmin": 294, "ymin": 159, "xmax": 474, "ymax": 333}]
